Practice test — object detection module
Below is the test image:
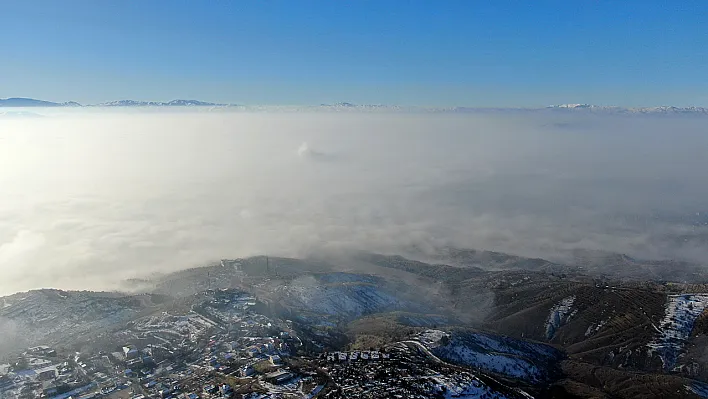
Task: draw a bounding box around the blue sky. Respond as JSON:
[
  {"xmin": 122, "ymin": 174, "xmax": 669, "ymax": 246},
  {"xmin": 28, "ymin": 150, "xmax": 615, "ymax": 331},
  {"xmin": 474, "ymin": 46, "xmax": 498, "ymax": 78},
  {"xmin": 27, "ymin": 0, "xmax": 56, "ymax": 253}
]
[{"xmin": 1, "ymin": 1, "xmax": 707, "ymax": 106}]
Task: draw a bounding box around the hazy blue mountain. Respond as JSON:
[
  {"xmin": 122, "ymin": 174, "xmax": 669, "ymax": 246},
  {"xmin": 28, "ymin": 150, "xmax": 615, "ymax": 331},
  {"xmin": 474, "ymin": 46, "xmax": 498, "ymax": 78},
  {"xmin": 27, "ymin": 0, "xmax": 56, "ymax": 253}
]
[
  {"xmin": 0, "ymin": 97, "xmax": 65, "ymax": 107},
  {"xmin": 0, "ymin": 97, "xmax": 225, "ymax": 107}
]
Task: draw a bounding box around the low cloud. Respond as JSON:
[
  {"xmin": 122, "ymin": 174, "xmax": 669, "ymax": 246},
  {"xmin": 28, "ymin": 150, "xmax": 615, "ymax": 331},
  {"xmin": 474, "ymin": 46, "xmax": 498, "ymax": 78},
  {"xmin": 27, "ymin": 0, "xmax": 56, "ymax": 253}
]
[
  {"xmin": 297, "ymin": 142, "xmax": 313, "ymax": 158},
  {"xmin": 297, "ymin": 141, "xmax": 335, "ymax": 162},
  {"xmin": 0, "ymin": 111, "xmax": 707, "ymax": 295}
]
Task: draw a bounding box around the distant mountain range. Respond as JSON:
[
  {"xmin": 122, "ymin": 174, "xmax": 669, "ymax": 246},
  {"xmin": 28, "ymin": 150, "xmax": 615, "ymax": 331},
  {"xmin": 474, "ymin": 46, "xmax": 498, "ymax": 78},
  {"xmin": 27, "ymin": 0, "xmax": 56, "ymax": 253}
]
[
  {"xmin": 95, "ymin": 99, "xmax": 227, "ymax": 107},
  {"xmin": 0, "ymin": 98, "xmax": 83, "ymax": 107},
  {"xmin": 445, "ymin": 104, "xmax": 708, "ymax": 115},
  {"xmin": 0, "ymin": 97, "xmax": 228, "ymax": 107},
  {"xmin": 544, "ymin": 103, "xmax": 708, "ymax": 115},
  {"xmin": 1, "ymin": 97, "xmax": 708, "ymax": 115}
]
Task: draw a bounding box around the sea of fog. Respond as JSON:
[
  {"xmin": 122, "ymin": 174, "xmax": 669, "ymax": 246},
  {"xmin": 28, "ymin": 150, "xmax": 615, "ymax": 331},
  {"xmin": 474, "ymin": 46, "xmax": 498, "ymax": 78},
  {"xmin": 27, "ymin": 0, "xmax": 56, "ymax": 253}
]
[{"xmin": 1, "ymin": 110, "xmax": 707, "ymax": 295}]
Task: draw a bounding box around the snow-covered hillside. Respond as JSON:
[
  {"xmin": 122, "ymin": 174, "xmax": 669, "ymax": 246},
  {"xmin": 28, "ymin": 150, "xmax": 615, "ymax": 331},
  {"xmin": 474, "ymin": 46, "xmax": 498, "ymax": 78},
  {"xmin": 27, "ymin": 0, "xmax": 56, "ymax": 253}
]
[{"xmin": 417, "ymin": 329, "xmax": 562, "ymax": 383}]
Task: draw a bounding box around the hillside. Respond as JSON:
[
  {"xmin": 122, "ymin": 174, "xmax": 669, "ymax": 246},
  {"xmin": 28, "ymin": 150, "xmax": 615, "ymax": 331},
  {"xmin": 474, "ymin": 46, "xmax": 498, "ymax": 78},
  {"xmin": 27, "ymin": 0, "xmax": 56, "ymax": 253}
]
[{"xmin": 2, "ymin": 250, "xmax": 708, "ymax": 398}]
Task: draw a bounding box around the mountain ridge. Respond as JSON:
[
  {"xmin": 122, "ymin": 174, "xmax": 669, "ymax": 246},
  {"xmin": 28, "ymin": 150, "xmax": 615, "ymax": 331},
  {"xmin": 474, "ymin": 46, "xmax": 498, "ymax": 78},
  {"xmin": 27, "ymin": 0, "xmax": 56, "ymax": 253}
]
[
  {"xmin": 0, "ymin": 97, "xmax": 231, "ymax": 107},
  {"xmin": 2, "ymin": 97, "xmax": 708, "ymax": 114}
]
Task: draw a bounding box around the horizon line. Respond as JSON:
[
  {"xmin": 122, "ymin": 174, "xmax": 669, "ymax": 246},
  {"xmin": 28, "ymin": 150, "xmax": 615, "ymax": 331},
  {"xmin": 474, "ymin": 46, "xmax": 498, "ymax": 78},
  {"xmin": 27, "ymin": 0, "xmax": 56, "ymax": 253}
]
[{"xmin": 2, "ymin": 97, "xmax": 708, "ymax": 110}]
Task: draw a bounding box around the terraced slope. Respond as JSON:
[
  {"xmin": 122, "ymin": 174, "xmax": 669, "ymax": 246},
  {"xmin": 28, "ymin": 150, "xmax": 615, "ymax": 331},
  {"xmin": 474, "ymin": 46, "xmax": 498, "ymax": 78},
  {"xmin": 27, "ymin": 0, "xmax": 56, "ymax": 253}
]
[
  {"xmin": 559, "ymin": 359, "xmax": 708, "ymax": 399},
  {"xmin": 485, "ymin": 277, "xmax": 708, "ymax": 382}
]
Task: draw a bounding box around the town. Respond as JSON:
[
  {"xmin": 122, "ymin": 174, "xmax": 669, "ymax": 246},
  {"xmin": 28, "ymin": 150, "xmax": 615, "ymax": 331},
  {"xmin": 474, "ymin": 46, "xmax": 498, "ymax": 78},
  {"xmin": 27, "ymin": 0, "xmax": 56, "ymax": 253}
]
[
  {"xmin": 0, "ymin": 286, "xmax": 326, "ymax": 399},
  {"xmin": 0, "ymin": 277, "xmax": 525, "ymax": 399},
  {"xmin": 4, "ymin": 254, "xmax": 708, "ymax": 399}
]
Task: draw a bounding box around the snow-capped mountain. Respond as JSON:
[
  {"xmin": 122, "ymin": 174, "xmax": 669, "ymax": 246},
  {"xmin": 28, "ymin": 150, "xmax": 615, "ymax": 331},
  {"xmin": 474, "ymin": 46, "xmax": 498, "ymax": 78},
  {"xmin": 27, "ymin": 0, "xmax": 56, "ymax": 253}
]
[
  {"xmin": 547, "ymin": 104, "xmax": 708, "ymax": 114},
  {"xmin": 94, "ymin": 99, "xmax": 161, "ymax": 107},
  {"xmin": 548, "ymin": 103, "xmax": 597, "ymax": 109},
  {"xmin": 93, "ymin": 99, "xmax": 225, "ymax": 107},
  {"xmin": 163, "ymin": 99, "xmax": 222, "ymax": 106}
]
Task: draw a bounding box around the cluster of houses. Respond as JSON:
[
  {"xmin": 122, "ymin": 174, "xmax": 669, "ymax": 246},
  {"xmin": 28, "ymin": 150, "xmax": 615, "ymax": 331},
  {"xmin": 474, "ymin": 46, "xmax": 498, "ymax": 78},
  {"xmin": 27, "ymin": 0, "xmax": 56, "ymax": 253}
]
[
  {"xmin": 321, "ymin": 345, "xmax": 496, "ymax": 399},
  {"xmin": 105, "ymin": 289, "xmax": 310, "ymax": 398},
  {"xmin": 0, "ymin": 345, "xmax": 126, "ymax": 399},
  {"xmin": 0, "ymin": 287, "xmax": 308, "ymax": 399},
  {"xmin": 325, "ymin": 350, "xmax": 390, "ymax": 362}
]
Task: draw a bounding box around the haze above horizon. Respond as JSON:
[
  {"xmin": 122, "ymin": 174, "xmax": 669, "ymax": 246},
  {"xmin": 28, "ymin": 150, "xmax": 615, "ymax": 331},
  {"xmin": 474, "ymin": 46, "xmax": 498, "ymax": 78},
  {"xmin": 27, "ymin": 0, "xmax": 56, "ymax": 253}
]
[{"xmin": 2, "ymin": 1, "xmax": 707, "ymax": 107}]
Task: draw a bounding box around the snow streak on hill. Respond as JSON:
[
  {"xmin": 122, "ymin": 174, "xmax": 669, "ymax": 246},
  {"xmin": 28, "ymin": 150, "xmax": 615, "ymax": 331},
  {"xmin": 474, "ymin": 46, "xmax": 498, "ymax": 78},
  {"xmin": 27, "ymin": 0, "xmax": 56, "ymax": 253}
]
[
  {"xmin": 545, "ymin": 296, "xmax": 576, "ymax": 339},
  {"xmin": 648, "ymin": 294, "xmax": 708, "ymax": 370}
]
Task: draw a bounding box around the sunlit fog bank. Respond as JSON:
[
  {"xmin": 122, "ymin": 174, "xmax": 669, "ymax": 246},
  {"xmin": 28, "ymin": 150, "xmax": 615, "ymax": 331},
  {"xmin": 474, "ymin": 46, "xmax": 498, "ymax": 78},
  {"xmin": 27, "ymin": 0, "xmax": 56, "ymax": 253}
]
[{"xmin": 1, "ymin": 110, "xmax": 707, "ymax": 295}]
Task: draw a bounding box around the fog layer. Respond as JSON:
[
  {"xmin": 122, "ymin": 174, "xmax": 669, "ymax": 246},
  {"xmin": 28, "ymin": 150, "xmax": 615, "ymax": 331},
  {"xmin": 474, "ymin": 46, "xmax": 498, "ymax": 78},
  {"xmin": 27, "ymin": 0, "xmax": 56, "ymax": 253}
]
[{"xmin": 1, "ymin": 111, "xmax": 707, "ymax": 295}]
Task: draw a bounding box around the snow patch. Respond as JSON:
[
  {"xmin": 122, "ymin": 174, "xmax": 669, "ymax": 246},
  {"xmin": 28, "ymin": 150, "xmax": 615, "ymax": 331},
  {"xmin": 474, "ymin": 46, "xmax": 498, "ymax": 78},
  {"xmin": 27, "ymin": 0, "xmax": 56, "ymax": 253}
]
[
  {"xmin": 418, "ymin": 329, "xmax": 449, "ymax": 347},
  {"xmin": 584, "ymin": 319, "xmax": 607, "ymax": 337},
  {"xmin": 432, "ymin": 375, "xmax": 511, "ymax": 399}
]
